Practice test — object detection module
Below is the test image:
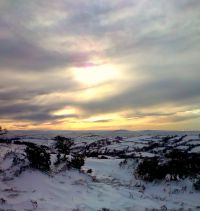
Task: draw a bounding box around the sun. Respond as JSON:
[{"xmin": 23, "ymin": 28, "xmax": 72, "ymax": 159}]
[{"xmin": 71, "ymin": 63, "xmax": 120, "ymax": 86}]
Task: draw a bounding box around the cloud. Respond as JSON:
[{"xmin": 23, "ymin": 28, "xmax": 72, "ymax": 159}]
[
  {"xmin": 0, "ymin": 35, "xmax": 94, "ymax": 71},
  {"xmin": 87, "ymin": 119, "xmax": 112, "ymax": 123},
  {"xmin": 79, "ymin": 76, "xmax": 200, "ymax": 116},
  {"xmin": 0, "ymin": 100, "xmax": 79, "ymax": 123},
  {"xmin": 15, "ymin": 113, "xmax": 77, "ymax": 122},
  {"xmin": 0, "ymin": 0, "xmax": 200, "ymax": 129}
]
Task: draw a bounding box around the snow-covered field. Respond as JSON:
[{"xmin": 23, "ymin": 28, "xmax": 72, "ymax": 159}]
[{"xmin": 0, "ymin": 130, "xmax": 200, "ymax": 211}]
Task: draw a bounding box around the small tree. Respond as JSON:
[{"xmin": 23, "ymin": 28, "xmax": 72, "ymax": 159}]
[
  {"xmin": 25, "ymin": 144, "xmax": 51, "ymax": 171},
  {"xmin": 69, "ymin": 155, "xmax": 85, "ymax": 170},
  {"xmin": 194, "ymin": 178, "xmax": 200, "ymax": 190},
  {"xmin": 0, "ymin": 126, "xmax": 7, "ymax": 136},
  {"xmin": 54, "ymin": 136, "xmax": 74, "ymax": 154}
]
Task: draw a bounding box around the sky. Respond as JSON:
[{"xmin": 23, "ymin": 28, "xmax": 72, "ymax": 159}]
[{"xmin": 0, "ymin": 0, "xmax": 200, "ymax": 131}]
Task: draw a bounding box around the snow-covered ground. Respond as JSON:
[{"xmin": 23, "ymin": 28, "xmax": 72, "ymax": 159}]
[{"xmin": 0, "ymin": 130, "xmax": 200, "ymax": 211}]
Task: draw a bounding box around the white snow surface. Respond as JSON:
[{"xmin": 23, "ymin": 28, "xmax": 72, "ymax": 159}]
[{"xmin": 0, "ymin": 130, "xmax": 200, "ymax": 211}]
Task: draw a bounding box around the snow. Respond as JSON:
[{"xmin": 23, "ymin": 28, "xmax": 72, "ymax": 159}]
[
  {"xmin": 0, "ymin": 130, "xmax": 200, "ymax": 210},
  {"xmin": 83, "ymin": 158, "xmax": 133, "ymax": 183},
  {"xmin": 1, "ymin": 157, "xmax": 13, "ymax": 170},
  {"xmin": 189, "ymin": 146, "xmax": 200, "ymax": 153},
  {"xmin": 186, "ymin": 140, "xmax": 200, "ymax": 145},
  {"xmin": 175, "ymin": 145, "xmax": 189, "ymax": 150},
  {"xmin": 1, "ymin": 169, "xmax": 159, "ymax": 211},
  {"xmin": 182, "ymin": 135, "xmax": 199, "ymax": 142}
]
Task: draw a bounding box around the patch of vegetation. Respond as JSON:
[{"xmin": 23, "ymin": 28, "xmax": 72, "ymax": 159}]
[
  {"xmin": 0, "ymin": 126, "xmax": 12, "ymax": 144},
  {"xmin": 115, "ymin": 136, "xmax": 123, "ymax": 141},
  {"xmin": 53, "ymin": 136, "xmax": 85, "ymax": 170},
  {"xmin": 193, "ymin": 178, "xmax": 200, "ymax": 190},
  {"xmin": 54, "ymin": 136, "xmax": 74, "ymax": 154},
  {"xmin": 0, "ymin": 197, "xmax": 6, "ymax": 205},
  {"xmin": 69, "ymin": 155, "xmax": 85, "ymax": 170},
  {"xmin": 136, "ymin": 157, "xmax": 163, "ymax": 181},
  {"xmin": 55, "ymin": 154, "xmax": 85, "ymax": 171},
  {"xmin": 0, "ymin": 126, "xmax": 7, "ymax": 136},
  {"xmin": 87, "ymin": 169, "xmax": 92, "ymax": 173},
  {"xmin": 25, "ymin": 143, "xmax": 51, "ymax": 171},
  {"xmin": 136, "ymin": 149, "xmax": 200, "ymax": 181},
  {"xmin": 85, "ymin": 151, "xmax": 100, "ymax": 158}
]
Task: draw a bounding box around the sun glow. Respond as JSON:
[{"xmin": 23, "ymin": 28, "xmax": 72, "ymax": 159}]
[
  {"xmin": 52, "ymin": 106, "xmax": 78, "ymax": 116},
  {"xmin": 72, "ymin": 64, "xmax": 121, "ymax": 86},
  {"xmin": 83, "ymin": 113, "xmax": 121, "ymax": 123}
]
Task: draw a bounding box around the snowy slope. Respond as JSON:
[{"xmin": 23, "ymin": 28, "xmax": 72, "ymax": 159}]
[{"xmin": 0, "ymin": 130, "xmax": 200, "ymax": 211}]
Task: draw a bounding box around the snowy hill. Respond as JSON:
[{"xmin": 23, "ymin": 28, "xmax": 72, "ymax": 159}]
[{"xmin": 0, "ymin": 130, "xmax": 200, "ymax": 211}]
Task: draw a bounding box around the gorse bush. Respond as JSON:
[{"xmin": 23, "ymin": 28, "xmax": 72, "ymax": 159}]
[
  {"xmin": 193, "ymin": 178, "xmax": 200, "ymax": 190},
  {"xmin": 54, "ymin": 136, "xmax": 74, "ymax": 154},
  {"xmin": 69, "ymin": 155, "xmax": 85, "ymax": 170},
  {"xmin": 25, "ymin": 144, "xmax": 51, "ymax": 171},
  {"xmin": 136, "ymin": 149, "xmax": 200, "ymax": 181},
  {"xmin": 0, "ymin": 126, "xmax": 7, "ymax": 136},
  {"xmin": 53, "ymin": 136, "xmax": 84, "ymax": 169},
  {"xmin": 0, "ymin": 126, "xmax": 10, "ymax": 143},
  {"xmin": 136, "ymin": 157, "xmax": 162, "ymax": 181}
]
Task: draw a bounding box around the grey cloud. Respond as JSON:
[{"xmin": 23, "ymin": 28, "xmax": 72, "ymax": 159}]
[
  {"xmin": 0, "ymin": 101, "xmax": 78, "ymax": 123},
  {"xmin": 89, "ymin": 119, "xmax": 112, "ymax": 123},
  {"xmin": 124, "ymin": 111, "xmax": 176, "ymax": 119},
  {"xmin": 15, "ymin": 113, "xmax": 78, "ymax": 122},
  {"xmin": 150, "ymin": 113, "xmax": 200, "ymax": 124},
  {"xmin": 171, "ymin": 0, "xmax": 200, "ymax": 11},
  {"xmin": 170, "ymin": 114, "xmax": 200, "ymax": 122},
  {"xmin": 80, "ymin": 77, "xmax": 200, "ymax": 115},
  {"xmin": 0, "ymin": 0, "xmax": 200, "ymax": 126},
  {"xmin": 0, "ymin": 1, "xmax": 97, "ymax": 71},
  {"xmin": 0, "ymin": 73, "xmax": 79, "ymax": 102},
  {"xmin": 0, "ymin": 36, "xmax": 92, "ymax": 71},
  {"xmin": 0, "ymin": 103, "xmax": 39, "ymax": 116}
]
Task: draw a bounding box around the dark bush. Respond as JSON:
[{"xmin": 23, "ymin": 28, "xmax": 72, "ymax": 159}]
[
  {"xmin": 166, "ymin": 150, "xmax": 200, "ymax": 176},
  {"xmin": 85, "ymin": 151, "xmax": 100, "ymax": 158},
  {"xmin": 136, "ymin": 149, "xmax": 200, "ymax": 181},
  {"xmin": 115, "ymin": 136, "xmax": 123, "ymax": 141},
  {"xmin": 54, "ymin": 136, "xmax": 74, "ymax": 154},
  {"xmin": 143, "ymin": 142, "xmax": 160, "ymax": 152},
  {"xmin": 166, "ymin": 149, "xmax": 187, "ymax": 159},
  {"xmin": 13, "ymin": 140, "xmax": 24, "ymax": 145},
  {"xmin": 87, "ymin": 169, "xmax": 92, "ymax": 173},
  {"xmin": 136, "ymin": 157, "xmax": 165, "ymax": 181},
  {"xmin": 194, "ymin": 178, "xmax": 200, "ymax": 190},
  {"xmin": 0, "ymin": 138, "xmax": 12, "ymax": 144},
  {"xmin": 162, "ymin": 136, "xmax": 173, "ymax": 142},
  {"xmin": 0, "ymin": 126, "xmax": 7, "ymax": 136},
  {"xmin": 25, "ymin": 144, "xmax": 51, "ymax": 171},
  {"xmin": 69, "ymin": 155, "xmax": 85, "ymax": 170}
]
